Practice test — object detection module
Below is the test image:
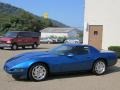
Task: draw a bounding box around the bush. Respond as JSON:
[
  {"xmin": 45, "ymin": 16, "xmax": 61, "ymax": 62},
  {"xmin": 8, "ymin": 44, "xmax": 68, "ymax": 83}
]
[
  {"xmin": 108, "ymin": 46, "xmax": 120, "ymax": 58},
  {"xmin": 58, "ymin": 36, "xmax": 67, "ymax": 42}
]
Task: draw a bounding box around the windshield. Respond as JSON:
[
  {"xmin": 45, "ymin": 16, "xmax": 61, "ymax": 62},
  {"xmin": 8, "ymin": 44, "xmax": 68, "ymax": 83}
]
[
  {"xmin": 4, "ymin": 32, "xmax": 18, "ymax": 38},
  {"xmin": 49, "ymin": 45, "xmax": 73, "ymax": 55}
]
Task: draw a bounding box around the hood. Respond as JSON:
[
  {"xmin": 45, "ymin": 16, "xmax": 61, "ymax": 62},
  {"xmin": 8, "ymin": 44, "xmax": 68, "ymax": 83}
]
[
  {"xmin": 19, "ymin": 51, "xmax": 52, "ymax": 58},
  {"xmin": 6, "ymin": 51, "xmax": 54, "ymax": 66},
  {"xmin": 0, "ymin": 37, "xmax": 13, "ymax": 41}
]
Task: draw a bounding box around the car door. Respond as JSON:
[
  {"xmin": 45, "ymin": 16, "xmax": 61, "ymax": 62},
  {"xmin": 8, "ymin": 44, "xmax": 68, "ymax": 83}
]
[
  {"xmin": 60, "ymin": 46, "xmax": 93, "ymax": 72},
  {"xmin": 18, "ymin": 32, "xmax": 33, "ymax": 45},
  {"xmin": 24, "ymin": 32, "xmax": 33, "ymax": 45},
  {"xmin": 15, "ymin": 32, "xmax": 25, "ymax": 45}
]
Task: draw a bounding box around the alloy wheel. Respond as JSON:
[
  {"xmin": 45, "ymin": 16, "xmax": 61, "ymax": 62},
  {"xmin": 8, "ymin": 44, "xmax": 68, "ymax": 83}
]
[
  {"xmin": 93, "ymin": 60, "xmax": 106, "ymax": 75},
  {"xmin": 29, "ymin": 63, "xmax": 48, "ymax": 81}
]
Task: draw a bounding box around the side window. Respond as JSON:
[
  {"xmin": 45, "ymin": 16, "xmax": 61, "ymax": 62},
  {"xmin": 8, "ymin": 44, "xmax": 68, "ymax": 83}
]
[
  {"xmin": 18, "ymin": 32, "xmax": 29, "ymax": 38},
  {"xmin": 32, "ymin": 32, "xmax": 40, "ymax": 37},
  {"xmin": 94, "ymin": 31, "xmax": 98, "ymax": 36},
  {"xmin": 71, "ymin": 46, "xmax": 89, "ymax": 55},
  {"xmin": 18, "ymin": 32, "xmax": 24, "ymax": 37},
  {"xmin": 27, "ymin": 32, "xmax": 33, "ymax": 37},
  {"xmin": 25, "ymin": 32, "xmax": 32, "ymax": 37},
  {"xmin": 18, "ymin": 32, "xmax": 40, "ymax": 38}
]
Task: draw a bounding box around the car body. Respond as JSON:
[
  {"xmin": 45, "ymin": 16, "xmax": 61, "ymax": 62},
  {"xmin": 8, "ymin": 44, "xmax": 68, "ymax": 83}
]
[
  {"xmin": 40, "ymin": 37, "xmax": 62, "ymax": 44},
  {"xmin": 64, "ymin": 38, "xmax": 82, "ymax": 44},
  {"xmin": 0, "ymin": 31, "xmax": 41, "ymax": 50},
  {"xmin": 40, "ymin": 37, "xmax": 55, "ymax": 44},
  {"xmin": 4, "ymin": 44, "xmax": 117, "ymax": 81}
]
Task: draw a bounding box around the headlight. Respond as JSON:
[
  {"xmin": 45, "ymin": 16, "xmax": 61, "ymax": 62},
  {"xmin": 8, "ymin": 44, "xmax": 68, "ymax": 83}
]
[
  {"xmin": 10, "ymin": 68, "xmax": 24, "ymax": 72},
  {"xmin": 6, "ymin": 40, "xmax": 11, "ymax": 44}
]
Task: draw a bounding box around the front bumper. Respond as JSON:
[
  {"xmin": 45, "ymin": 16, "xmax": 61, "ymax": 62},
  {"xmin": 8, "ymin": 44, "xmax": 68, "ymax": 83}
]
[
  {"xmin": 0, "ymin": 43, "xmax": 12, "ymax": 47},
  {"xmin": 4, "ymin": 65, "xmax": 28, "ymax": 79}
]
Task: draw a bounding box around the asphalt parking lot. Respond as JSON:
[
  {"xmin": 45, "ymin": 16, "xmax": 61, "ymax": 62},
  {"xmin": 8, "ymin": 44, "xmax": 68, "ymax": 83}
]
[{"xmin": 0, "ymin": 44, "xmax": 120, "ymax": 90}]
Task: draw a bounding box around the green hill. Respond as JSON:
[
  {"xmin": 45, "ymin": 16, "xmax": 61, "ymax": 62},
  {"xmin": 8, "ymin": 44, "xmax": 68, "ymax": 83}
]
[{"xmin": 0, "ymin": 2, "xmax": 68, "ymax": 35}]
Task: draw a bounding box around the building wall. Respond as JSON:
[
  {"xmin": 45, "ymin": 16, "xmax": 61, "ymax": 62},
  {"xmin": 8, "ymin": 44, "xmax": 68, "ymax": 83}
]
[
  {"xmin": 84, "ymin": 0, "xmax": 120, "ymax": 49},
  {"xmin": 83, "ymin": 23, "xmax": 89, "ymax": 44},
  {"xmin": 41, "ymin": 33, "xmax": 68, "ymax": 38},
  {"xmin": 41, "ymin": 31, "xmax": 80, "ymax": 38}
]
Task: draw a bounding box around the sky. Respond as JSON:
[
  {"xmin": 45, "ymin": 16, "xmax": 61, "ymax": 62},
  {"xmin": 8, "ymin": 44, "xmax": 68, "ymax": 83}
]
[{"xmin": 0, "ymin": 0, "xmax": 85, "ymax": 29}]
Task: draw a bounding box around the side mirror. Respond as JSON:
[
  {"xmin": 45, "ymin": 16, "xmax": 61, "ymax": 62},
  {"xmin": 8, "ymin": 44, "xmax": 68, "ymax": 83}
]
[{"xmin": 67, "ymin": 53, "xmax": 74, "ymax": 57}]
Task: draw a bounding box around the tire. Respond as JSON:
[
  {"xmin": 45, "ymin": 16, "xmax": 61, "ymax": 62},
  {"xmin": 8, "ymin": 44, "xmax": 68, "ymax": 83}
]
[
  {"xmin": 11, "ymin": 44, "xmax": 18, "ymax": 50},
  {"xmin": 92, "ymin": 60, "xmax": 106, "ymax": 75},
  {"xmin": 0, "ymin": 47, "xmax": 4, "ymax": 49},
  {"xmin": 32, "ymin": 43, "xmax": 38, "ymax": 49},
  {"xmin": 48, "ymin": 41, "xmax": 50, "ymax": 44},
  {"xmin": 22, "ymin": 46, "xmax": 25, "ymax": 49},
  {"xmin": 28, "ymin": 63, "xmax": 48, "ymax": 81}
]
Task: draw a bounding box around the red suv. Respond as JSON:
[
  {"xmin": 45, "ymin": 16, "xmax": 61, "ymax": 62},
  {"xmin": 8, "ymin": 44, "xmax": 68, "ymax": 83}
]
[{"xmin": 0, "ymin": 31, "xmax": 41, "ymax": 50}]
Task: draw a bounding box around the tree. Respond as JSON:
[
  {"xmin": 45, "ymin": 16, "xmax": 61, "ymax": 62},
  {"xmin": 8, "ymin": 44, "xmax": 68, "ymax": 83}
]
[{"xmin": 0, "ymin": 12, "xmax": 53, "ymax": 34}]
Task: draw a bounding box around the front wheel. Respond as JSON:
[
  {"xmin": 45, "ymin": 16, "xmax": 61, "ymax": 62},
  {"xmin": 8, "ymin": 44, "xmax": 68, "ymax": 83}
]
[
  {"xmin": 28, "ymin": 63, "xmax": 48, "ymax": 81},
  {"xmin": 11, "ymin": 44, "xmax": 18, "ymax": 50},
  {"xmin": 92, "ymin": 60, "xmax": 106, "ymax": 75}
]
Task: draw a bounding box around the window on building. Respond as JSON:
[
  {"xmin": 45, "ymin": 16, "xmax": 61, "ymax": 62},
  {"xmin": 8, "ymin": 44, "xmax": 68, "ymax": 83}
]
[{"xmin": 94, "ymin": 31, "xmax": 98, "ymax": 36}]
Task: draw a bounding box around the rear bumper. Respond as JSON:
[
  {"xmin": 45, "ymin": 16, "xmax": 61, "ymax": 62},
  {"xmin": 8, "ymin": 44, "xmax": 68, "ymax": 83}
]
[
  {"xmin": 0, "ymin": 43, "xmax": 12, "ymax": 47},
  {"xmin": 108, "ymin": 59, "xmax": 118, "ymax": 66}
]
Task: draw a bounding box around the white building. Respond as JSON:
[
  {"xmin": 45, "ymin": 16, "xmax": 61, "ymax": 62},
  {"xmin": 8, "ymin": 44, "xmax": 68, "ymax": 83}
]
[
  {"xmin": 84, "ymin": 0, "xmax": 120, "ymax": 50},
  {"xmin": 40, "ymin": 27, "xmax": 82, "ymax": 38}
]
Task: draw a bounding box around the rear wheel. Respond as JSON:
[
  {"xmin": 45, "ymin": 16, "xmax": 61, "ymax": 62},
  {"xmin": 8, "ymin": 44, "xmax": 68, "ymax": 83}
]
[
  {"xmin": 29, "ymin": 63, "xmax": 48, "ymax": 81},
  {"xmin": 92, "ymin": 60, "xmax": 106, "ymax": 75},
  {"xmin": 11, "ymin": 44, "xmax": 18, "ymax": 50},
  {"xmin": 32, "ymin": 43, "xmax": 38, "ymax": 49}
]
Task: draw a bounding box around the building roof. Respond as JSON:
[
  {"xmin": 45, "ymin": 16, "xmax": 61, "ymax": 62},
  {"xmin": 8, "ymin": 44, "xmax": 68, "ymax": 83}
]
[{"xmin": 40, "ymin": 27, "xmax": 82, "ymax": 33}]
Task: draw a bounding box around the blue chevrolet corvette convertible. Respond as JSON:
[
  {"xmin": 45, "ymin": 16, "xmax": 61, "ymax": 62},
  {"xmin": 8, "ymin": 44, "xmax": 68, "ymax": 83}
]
[{"xmin": 4, "ymin": 44, "xmax": 117, "ymax": 81}]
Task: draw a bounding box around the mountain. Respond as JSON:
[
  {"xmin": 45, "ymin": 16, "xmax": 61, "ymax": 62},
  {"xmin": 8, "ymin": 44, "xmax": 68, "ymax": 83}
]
[
  {"xmin": 0, "ymin": 2, "xmax": 68, "ymax": 34},
  {"xmin": 0, "ymin": 2, "xmax": 68, "ymax": 27}
]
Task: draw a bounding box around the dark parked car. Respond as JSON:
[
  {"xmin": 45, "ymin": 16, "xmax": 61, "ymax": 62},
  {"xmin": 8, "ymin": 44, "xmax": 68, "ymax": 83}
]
[{"xmin": 0, "ymin": 31, "xmax": 41, "ymax": 50}]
